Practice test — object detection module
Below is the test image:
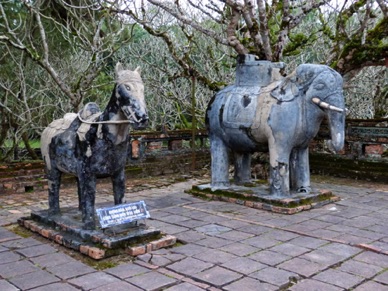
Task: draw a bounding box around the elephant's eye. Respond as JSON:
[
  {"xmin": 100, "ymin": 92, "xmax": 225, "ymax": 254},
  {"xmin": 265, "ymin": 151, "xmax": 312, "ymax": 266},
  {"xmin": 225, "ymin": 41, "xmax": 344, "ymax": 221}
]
[{"xmin": 314, "ymin": 83, "xmax": 325, "ymax": 90}]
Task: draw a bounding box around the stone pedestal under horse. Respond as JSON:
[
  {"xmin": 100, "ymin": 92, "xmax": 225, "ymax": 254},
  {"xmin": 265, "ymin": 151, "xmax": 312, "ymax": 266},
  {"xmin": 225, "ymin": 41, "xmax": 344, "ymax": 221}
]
[{"xmin": 41, "ymin": 63, "xmax": 148, "ymax": 229}]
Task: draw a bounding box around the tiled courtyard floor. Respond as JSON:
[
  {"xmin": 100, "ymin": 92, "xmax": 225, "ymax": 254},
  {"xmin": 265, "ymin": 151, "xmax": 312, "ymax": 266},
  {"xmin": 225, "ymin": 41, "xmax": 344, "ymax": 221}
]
[{"xmin": 0, "ymin": 174, "xmax": 388, "ymax": 290}]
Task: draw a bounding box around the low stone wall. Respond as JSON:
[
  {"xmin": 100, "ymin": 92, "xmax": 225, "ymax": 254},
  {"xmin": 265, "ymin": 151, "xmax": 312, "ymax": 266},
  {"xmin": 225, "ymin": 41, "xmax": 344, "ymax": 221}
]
[{"xmin": 309, "ymin": 118, "xmax": 388, "ymax": 182}]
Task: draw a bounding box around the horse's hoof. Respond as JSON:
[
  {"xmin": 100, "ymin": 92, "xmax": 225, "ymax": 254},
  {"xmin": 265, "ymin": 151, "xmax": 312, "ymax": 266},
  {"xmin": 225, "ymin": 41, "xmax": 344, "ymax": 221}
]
[
  {"xmin": 83, "ymin": 221, "xmax": 96, "ymax": 230},
  {"xmin": 48, "ymin": 209, "xmax": 60, "ymax": 217}
]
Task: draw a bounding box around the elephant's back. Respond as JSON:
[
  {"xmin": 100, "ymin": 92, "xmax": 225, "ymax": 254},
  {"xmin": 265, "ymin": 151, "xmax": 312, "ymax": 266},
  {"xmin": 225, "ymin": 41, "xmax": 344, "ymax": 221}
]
[{"xmin": 250, "ymin": 82, "xmax": 280, "ymax": 142}]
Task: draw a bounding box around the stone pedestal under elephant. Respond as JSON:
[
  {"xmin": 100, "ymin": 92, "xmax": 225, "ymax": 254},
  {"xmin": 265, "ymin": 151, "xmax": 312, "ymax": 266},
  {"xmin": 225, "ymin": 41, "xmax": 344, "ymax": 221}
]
[{"xmin": 206, "ymin": 54, "xmax": 346, "ymax": 197}]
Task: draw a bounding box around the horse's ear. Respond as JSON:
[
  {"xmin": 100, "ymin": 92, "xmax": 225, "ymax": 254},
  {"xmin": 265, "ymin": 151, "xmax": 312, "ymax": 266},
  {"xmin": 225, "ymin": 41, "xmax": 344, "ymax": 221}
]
[
  {"xmin": 115, "ymin": 62, "xmax": 124, "ymax": 76},
  {"xmin": 134, "ymin": 66, "xmax": 141, "ymax": 76}
]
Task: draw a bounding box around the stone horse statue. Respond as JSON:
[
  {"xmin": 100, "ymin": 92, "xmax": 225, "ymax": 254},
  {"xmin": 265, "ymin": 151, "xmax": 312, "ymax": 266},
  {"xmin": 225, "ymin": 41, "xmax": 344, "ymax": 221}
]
[{"xmin": 41, "ymin": 63, "xmax": 148, "ymax": 229}]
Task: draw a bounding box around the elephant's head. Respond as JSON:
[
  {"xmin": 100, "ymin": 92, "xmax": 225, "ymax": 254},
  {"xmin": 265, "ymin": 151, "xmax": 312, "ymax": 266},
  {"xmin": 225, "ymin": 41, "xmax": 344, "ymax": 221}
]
[{"xmin": 271, "ymin": 64, "xmax": 346, "ymax": 152}]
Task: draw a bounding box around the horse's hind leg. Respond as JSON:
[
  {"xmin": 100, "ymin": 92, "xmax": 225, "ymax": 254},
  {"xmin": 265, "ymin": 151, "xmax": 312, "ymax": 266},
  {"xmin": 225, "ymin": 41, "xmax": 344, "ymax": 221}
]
[
  {"xmin": 112, "ymin": 169, "xmax": 125, "ymax": 205},
  {"xmin": 47, "ymin": 168, "xmax": 62, "ymax": 216},
  {"xmin": 80, "ymin": 173, "xmax": 96, "ymax": 230}
]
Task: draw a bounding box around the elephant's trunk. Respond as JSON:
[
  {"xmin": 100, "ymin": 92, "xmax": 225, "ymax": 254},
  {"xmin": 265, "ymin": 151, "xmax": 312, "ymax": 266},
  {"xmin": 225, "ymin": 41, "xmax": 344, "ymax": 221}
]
[{"xmin": 326, "ymin": 95, "xmax": 346, "ymax": 153}]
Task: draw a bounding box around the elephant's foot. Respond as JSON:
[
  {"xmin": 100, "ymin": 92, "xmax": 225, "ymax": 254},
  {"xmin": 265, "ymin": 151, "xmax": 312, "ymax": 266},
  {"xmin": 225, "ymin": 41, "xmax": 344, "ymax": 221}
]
[
  {"xmin": 234, "ymin": 177, "xmax": 252, "ymax": 186},
  {"xmin": 210, "ymin": 181, "xmax": 230, "ymax": 190},
  {"xmin": 296, "ymin": 186, "xmax": 311, "ymax": 194},
  {"xmin": 269, "ymin": 163, "xmax": 290, "ymax": 197}
]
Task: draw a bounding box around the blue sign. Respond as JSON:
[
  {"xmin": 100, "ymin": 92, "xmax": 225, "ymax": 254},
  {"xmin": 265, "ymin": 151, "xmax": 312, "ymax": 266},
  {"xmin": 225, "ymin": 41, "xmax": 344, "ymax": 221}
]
[{"xmin": 96, "ymin": 201, "xmax": 150, "ymax": 228}]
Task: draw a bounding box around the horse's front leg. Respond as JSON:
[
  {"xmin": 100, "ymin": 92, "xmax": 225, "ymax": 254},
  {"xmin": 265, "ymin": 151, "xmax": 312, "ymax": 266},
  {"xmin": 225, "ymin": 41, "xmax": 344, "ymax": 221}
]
[
  {"xmin": 79, "ymin": 171, "xmax": 96, "ymax": 230},
  {"xmin": 47, "ymin": 167, "xmax": 62, "ymax": 216},
  {"xmin": 112, "ymin": 169, "xmax": 125, "ymax": 205}
]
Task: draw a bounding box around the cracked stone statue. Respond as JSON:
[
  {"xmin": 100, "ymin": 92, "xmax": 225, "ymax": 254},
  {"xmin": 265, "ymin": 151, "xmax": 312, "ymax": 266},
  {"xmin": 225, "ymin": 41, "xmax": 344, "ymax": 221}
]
[
  {"xmin": 206, "ymin": 54, "xmax": 346, "ymax": 197},
  {"xmin": 40, "ymin": 63, "xmax": 148, "ymax": 229}
]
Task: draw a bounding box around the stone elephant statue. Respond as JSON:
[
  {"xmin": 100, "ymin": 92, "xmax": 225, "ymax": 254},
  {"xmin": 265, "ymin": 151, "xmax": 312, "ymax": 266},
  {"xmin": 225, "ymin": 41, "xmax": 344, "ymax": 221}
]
[{"xmin": 206, "ymin": 55, "xmax": 346, "ymax": 197}]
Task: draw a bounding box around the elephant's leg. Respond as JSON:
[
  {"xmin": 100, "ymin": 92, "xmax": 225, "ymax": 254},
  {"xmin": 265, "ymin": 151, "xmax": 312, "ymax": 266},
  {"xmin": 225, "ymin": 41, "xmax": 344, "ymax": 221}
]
[
  {"xmin": 112, "ymin": 169, "xmax": 125, "ymax": 205},
  {"xmin": 234, "ymin": 152, "xmax": 252, "ymax": 185},
  {"xmin": 80, "ymin": 172, "xmax": 96, "ymax": 230},
  {"xmin": 268, "ymin": 141, "xmax": 291, "ymax": 196},
  {"xmin": 47, "ymin": 167, "xmax": 62, "ymax": 216},
  {"xmin": 210, "ymin": 135, "xmax": 230, "ymax": 188},
  {"xmin": 290, "ymin": 147, "xmax": 311, "ymax": 193}
]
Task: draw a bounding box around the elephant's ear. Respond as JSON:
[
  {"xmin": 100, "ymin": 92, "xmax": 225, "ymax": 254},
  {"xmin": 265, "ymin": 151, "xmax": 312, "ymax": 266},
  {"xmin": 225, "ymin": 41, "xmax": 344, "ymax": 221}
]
[{"xmin": 270, "ymin": 72, "xmax": 298, "ymax": 102}]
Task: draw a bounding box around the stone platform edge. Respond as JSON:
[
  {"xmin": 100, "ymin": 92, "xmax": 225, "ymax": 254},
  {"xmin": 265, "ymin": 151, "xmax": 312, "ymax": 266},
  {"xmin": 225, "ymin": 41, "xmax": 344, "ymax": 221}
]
[
  {"xmin": 17, "ymin": 217, "xmax": 176, "ymax": 260},
  {"xmin": 186, "ymin": 184, "xmax": 340, "ymax": 215}
]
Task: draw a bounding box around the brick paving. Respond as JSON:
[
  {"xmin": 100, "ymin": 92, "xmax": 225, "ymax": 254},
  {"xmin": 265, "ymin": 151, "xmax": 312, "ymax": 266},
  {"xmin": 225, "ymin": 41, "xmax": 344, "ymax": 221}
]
[{"xmin": 0, "ymin": 175, "xmax": 388, "ymax": 290}]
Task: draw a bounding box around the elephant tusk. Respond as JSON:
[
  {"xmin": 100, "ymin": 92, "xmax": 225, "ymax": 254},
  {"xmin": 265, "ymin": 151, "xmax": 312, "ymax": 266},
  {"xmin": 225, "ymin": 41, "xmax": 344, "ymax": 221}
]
[{"xmin": 312, "ymin": 97, "xmax": 345, "ymax": 113}]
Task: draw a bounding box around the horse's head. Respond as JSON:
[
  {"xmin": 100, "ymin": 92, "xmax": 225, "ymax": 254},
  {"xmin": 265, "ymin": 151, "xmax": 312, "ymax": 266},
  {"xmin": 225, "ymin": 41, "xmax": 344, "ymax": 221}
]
[{"xmin": 115, "ymin": 63, "xmax": 148, "ymax": 129}]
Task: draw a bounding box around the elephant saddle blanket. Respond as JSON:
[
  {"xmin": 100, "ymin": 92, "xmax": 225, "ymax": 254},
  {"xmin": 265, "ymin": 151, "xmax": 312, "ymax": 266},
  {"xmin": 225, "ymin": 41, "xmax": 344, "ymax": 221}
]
[{"xmin": 222, "ymin": 85, "xmax": 259, "ymax": 129}]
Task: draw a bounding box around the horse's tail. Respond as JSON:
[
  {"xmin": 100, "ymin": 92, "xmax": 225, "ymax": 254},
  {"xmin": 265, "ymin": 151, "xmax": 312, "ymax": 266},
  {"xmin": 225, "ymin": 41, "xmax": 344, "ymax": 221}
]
[{"xmin": 40, "ymin": 113, "xmax": 78, "ymax": 171}]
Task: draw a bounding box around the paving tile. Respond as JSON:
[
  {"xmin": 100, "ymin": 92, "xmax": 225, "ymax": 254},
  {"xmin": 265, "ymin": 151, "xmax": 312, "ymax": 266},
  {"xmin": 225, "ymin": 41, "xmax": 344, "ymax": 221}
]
[
  {"xmin": 288, "ymin": 236, "xmax": 328, "ymax": 249},
  {"xmin": 219, "ymin": 242, "xmax": 259, "ymax": 256},
  {"xmin": 215, "ymin": 230, "xmax": 255, "ymax": 241},
  {"xmin": 353, "ymin": 281, "xmax": 388, "ymax": 291},
  {"xmin": 338, "ymin": 259, "xmax": 383, "ymax": 278},
  {"xmin": 242, "ymin": 235, "xmax": 281, "ymax": 249},
  {"xmin": 68, "ymin": 271, "xmax": 121, "ymax": 290},
  {"xmin": 269, "ymin": 242, "xmax": 310, "ymax": 257},
  {"xmin": 0, "ymin": 251, "xmax": 22, "ymax": 265},
  {"xmin": 165, "ymin": 282, "xmax": 205, "ymax": 291},
  {"xmin": 249, "ymin": 266, "xmax": 298, "ymax": 287},
  {"xmin": 29, "ymin": 282, "xmax": 79, "ymax": 291},
  {"xmin": 193, "ymin": 266, "xmax": 243, "ymax": 287},
  {"xmin": 175, "ymin": 230, "xmax": 207, "ymax": 243},
  {"xmin": 354, "ymin": 251, "xmax": 388, "ymax": 268},
  {"xmin": 221, "ymin": 257, "xmax": 266, "ymax": 275},
  {"xmin": 332, "ymin": 233, "xmax": 370, "ymax": 245},
  {"xmin": 309, "ymin": 228, "xmax": 342, "ymax": 239},
  {"xmin": 313, "ymin": 269, "xmax": 364, "ymax": 289},
  {"xmin": 89, "ymin": 281, "xmax": 143, "ymax": 291},
  {"xmin": 46, "ymin": 261, "xmax": 96, "ymax": 279},
  {"xmin": 263, "ymin": 230, "xmax": 300, "ymax": 242},
  {"xmin": 223, "ymin": 277, "xmax": 277, "ymax": 291},
  {"xmin": 278, "ymin": 257, "xmax": 326, "ymax": 277},
  {"xmin": 15, "ymin": 244, "xmax": 58, "ymax": 258},
  {"xmin": 248, "ymin": 250, "xmax": 291, "ymax": 266},
  {"xmin": 197, "ymin": 215, "xmax": 231, "ymax": 224},
  {"xmin": 216, "ymin": 219, "xmax": 253, "ymax": 229},
  {"xmin": 167, "ymin": 257, "xmax": 214, "ymax": 276},
  {"xmin": 374, "ymin": 270, "xmax": 388, "ymax": 285},
  {"xmin": 300, "ymin": 249, "xmax": 347, "ymax": 266},
  {"xmin": 0, "ymin": 229, "xmax": 20, "ymax": 242},
  {"xmin": 239, "ymin": 225, "xmax": 272, "ymax": 235},
  {"xmin": 173, "ymin": 219, "xmax": 208, "ymax": 228},
  {"xmin": 105, "ymin": 262, "xmax": 151, "ymax": 278},
  {"xmin": 313, "ymin": 214, "xmax": 347, "ymax": 224},
  {"xmin": 0, "ymin": 279, "xmax": 19, "ymax": 291},
  {"xmin": 30, "ymin": 252, "xmax": 77, "ymax": 268},
  {"xmin": 170, "ymin": 243, "xmax": 208, "ymax": 256},
  {"xmin": 193, "ymin": 249, "xmax": 237, "ymax": 264},
  {"xmin": 127, "ymin": 270, "xmax": 177, "ymax": 290},
  {"xmin": 318, "ymin": 242, "xmax": 362, "ymax": 257},
  {"xmin": 157, "ymin": 214, "xmax": 190, "ymax": 223},
  {"xmin": 160, "ymin": 224, "xmax": 189, "ymax": 234},
  {"xmin": 289, "ymin": 279, "xmax": 343, "ymax": 291},
  {"xmin": 9, "ymin": 270, "xmax": 60, "ymax": 290},
  {"xmin": 1, "ymin": 237, "xmax": 42, "ymax": 249},
  {"xmin": 194, "ymin": 224, "xmax": 232, "ymax": 236},
  {"xmin": 195, "ymin": 236, "xmax": 234, "ymax": 248},
  {"xmin": 0, "ymin": 260, "xmax": 39, "ymax": 278}
]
